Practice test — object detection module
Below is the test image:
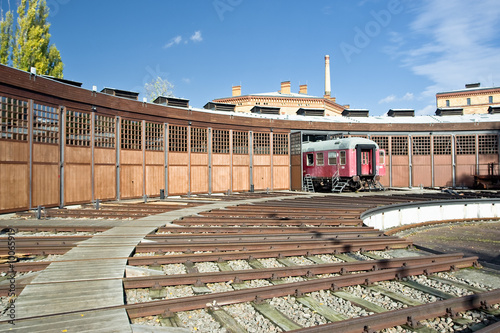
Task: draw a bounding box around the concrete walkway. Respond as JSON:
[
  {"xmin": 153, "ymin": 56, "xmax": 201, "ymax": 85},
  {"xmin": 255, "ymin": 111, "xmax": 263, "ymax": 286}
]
[{"xmin": 0, "ymin": 193, "xmax": 317, "ymax": 332}]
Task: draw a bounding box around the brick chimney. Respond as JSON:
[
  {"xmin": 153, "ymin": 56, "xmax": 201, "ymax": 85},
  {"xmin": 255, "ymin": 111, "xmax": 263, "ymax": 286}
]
[
  {"xmin": 299, "ymin": 84, "xmax": 308, "ymax": 95},
  {"xmin": 232, "ymin": 85, "xmax": 241, "ymax": 96},
  {"xmin": 324, "ymin": 55, "xmax": 331, "ymax": 98},
  {"xmin": 280, "ymin": 81, "xmax": 291, "ymax": 95}
]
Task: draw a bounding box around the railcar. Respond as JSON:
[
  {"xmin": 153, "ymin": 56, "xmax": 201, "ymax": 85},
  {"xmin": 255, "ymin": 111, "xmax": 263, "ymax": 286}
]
[{"xmin": 302, "ymin": 137, "xmax": 386, "ymax": 192}]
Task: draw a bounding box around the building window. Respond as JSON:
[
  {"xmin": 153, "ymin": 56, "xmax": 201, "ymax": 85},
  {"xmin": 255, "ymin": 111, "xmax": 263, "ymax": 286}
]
[
  {"xmin": 316, "ymin": 152, "xmax": 324, "ymax": 166},
  {"xmin": 290, "ymin": 132, "xmax": 301, "ymax": 156},
  {"xmin": 371, "ymin": 136, "xmax": 389, "ymax": 152},
  {"xmin": 145, "ymin": 122, "xmax": 163, "ymax": 151},
  {"xmin": 169, "ymin": 125, "xmax": 188, "ymax": 152},
  {"xmin": 478, "ymin": 134, "xmax": 498, "ymax": 155},
  {"xmin": 328, "ymin": 151, "xmax": 337, "ymax": 165},
  {"xmin": 212, "ymin": 129, "xmax": 229, "ymax": 154},
  {"xmin": 1, "ymin": 96, "xmax": 29, "ymax": 141},
  {"xmin": 456, "ymin": 135, "xmax": 476, "ymax": 155},
  {"xmin": 433, "ymin": 136, "xmax": 451, "ymax": 155},
  {"xmin": 233, "ymin": 131, "xmax": 248, "ymax": 154},
  {"xmin": 273, "ymin": 133, "xmax": 289, "ymax": 155},
  {"xmin": 253, "ymin": 132, "xmax": 270, "ymax": 155},
  {"xmin": 120, "ymin": 119, "xmax": 141, "ymax": 150},
  {"xmin": 95, "ymin": 115, "xmax": 115, "ymax": 148},
  {"xmin": 33, "ymin": 103, "xmax": 59, "ymax": 144},
  {"xmin": 489, "ymin": 96, "xmax": 494, "ymax": 104},
  {"xmin": 446, "ymin": 100, "xmax": 450, "ymax": 107},
  {"xmin": 412, "ymin": 136, "xmax": 430, "ymax": 155},
  {"xmin": 190, "ymin": 127, "xmax": 207, "ymax": 153},
  {"xmin": 66, "ymin": 110, "xmax": 91, "ymax": 147},
  {"xmin": 391, "ymin": 136, "xmax": 409, "ymax": 155},
  {"xmin": 467, "ymin": 98, "xmax": 471, "ymax": 105}
]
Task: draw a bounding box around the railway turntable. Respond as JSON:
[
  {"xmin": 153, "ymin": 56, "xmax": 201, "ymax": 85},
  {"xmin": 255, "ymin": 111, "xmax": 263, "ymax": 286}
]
[{"xmin": 0, "ymin": 190, "xmax": 499, "ymax": 332}]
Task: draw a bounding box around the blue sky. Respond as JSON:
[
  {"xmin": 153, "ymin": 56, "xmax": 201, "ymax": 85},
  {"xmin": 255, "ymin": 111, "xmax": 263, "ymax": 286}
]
[{"xmin": 2, "ymin": 0, "xmax": 500, "ymax": 116}]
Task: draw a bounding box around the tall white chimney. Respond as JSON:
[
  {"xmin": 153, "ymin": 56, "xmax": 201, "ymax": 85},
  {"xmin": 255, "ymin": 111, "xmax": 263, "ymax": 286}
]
[{"xmin": 324, "ymin": 55, "xmax": 331, "ymax": 98}]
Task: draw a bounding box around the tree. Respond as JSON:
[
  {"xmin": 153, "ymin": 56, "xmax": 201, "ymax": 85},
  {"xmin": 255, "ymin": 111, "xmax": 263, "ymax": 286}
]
[
  {"xmin": 0, "ymin": 10, "xmax": 13, "ymax": 65},
  {"xmin": 144, "ymin": 76, "xmax": 174, "ymax": 102},
  {"xmin": 1, "ymin": 0, "xmax": 63, "ymax": 77}
]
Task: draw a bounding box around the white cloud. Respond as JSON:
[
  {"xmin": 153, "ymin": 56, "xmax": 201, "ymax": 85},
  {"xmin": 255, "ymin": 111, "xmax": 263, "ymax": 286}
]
[
  {"xmin": 164, "ymin": 35, "xmax": 182, "ymax": 49},
  {"xmin": 164, "ymin": 31, "xmax": 202, "ymax": 49},
  {"xmin": 416, "ymin": 104, "xmax": 435, "ymax": 116},
  {"xmin": 182, "ymin": 78, "xmax": 191, "ymax": 84},
  {"xmin": 190, "ymin": 31, "xmax": 203, "ymax": 43},
  {"xmin": 402, "ymin": 0, "xmax": 500, "ymax": 95},
  {"xmin": 402, "ymin": 92, "xmax": 414, "ymax": 101},
  {"xmin": 378, "ymin": 95, "xmax": 396, "ymax": 104}
]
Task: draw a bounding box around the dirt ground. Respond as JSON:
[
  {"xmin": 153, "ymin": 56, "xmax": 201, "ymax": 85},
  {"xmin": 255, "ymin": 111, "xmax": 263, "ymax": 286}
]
[{"xmin": 394, "ymin": 220, "xmax": 500, "ymax": 267}]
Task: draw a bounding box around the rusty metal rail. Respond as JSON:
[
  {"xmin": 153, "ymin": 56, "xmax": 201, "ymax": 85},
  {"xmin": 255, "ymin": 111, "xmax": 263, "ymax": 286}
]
[
  {"xmin": 124, "ymin": 256, "xmax": 479, "ymax": 319},
  {"xmin": 134, "ymin": 237, "xmax": 409, "ymax": 253},
  {"xmin": 155, "ymin": 226, "xmax": 374, "ymax": 234},
  {"xmin": 292, "ymin": 289, "xmax": 500, "ymax": 332},
  {"xmin": 123, "ymin": 253, "xmax": 469, "ymax": 289}
]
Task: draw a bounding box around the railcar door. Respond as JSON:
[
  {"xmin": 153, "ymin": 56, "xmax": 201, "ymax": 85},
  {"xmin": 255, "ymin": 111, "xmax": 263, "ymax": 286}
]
[{"xmin": 361, "ymin": 149, "xmax": 372, "ymax": 175}]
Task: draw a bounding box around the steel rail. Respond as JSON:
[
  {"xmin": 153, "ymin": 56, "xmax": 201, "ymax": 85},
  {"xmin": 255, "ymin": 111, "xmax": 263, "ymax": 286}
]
[
  {"xmin": 3, "ymin": 226, "xmax": 109, "ymax": 233},
  {"xmin": 155, "ymin": 226, "xmax": 374, "ymax": 234},
  {"xmin": 292, "ymin": 288, "xmax": 500, "ymax": 333},
  {"xmin": 123, "ymin": 253, "xmax": 469, "ymax": 289},
  {"xmin": 134, "ymin": 237, "xmax": 408, "ymax": 253},
  {"xmin": 128, "ymin": 241, "xmax": 411, "ymax": 265},
  {"xmin": 124, "ymin": 257, "xmax": 479, "ymax": 319},
  {"xmin": 144, "ymin": 231, "xmax": 385, "ymax": 243},
  {"xmin": 174, "ymin": 218, "xmax": 364, "ymax": 226}
]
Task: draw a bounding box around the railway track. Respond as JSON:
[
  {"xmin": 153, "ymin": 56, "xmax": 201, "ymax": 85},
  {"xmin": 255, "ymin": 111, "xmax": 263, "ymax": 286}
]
[{"xmin": 1, "ymin": 191, "xmax": 500, "ymax": 332}]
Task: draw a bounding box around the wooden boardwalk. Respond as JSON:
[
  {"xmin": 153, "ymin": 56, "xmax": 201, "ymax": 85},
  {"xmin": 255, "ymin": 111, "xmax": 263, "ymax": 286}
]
[{"xmin": 0, "ymin": 194, "xmax": 317, "ymax": 332}]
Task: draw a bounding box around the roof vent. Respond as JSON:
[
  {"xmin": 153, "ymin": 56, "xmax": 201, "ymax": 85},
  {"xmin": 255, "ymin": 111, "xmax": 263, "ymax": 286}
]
[
  {"xmin": 465, "ymin": 83, "xmax": 480, "ymax": 89},
  {"xmin": 387, "ymin": 109, "xmax": 415, "ymax": 117}
]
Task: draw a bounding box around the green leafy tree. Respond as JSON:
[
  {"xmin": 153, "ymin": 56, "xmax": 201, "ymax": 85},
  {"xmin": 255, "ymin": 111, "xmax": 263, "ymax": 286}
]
[
  {"xmin": 0, "ymin": 10, "xmax": 13, "ymax": 65},
  {"xmin": 1, "ymin": 0, "xmax": 63, "ymax": 77},
  {"xmin": 145, "ymin": 76, "xmax": 174, "ymax": 102}
]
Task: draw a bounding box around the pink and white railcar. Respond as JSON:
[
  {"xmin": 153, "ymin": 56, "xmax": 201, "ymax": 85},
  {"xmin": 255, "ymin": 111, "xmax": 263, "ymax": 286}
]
[{"xmin": 302, "ymin": 137, "xmax": 386, "ymax": 191}]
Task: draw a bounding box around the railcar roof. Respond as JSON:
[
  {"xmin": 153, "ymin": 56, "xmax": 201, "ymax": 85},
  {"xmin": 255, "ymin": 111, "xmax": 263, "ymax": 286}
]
[{"xmin": 302, "ymin": 137, "xmax": 379, "ymax": 152}]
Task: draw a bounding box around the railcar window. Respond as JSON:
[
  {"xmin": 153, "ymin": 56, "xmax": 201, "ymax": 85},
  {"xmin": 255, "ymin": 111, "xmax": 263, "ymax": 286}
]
[
  {"xmin": 33, "ymin": 103, "xmax": 59, "ymax": 144},
  {"xmin": 0, "ymin": 96, "xmax": 28, "ymax": 141},
  {"xmin": 233, "ymin": 131, "xmax": 248, "ymax": 154},
  {"xmin": 307, "ymin": 153, "xmax": 314, "ymax": 166},
  {"xmin": 213, "ymin": 129, "xmax": 229, "ymax": 154},
  {"xmin": 328, "ymin": 152, "xmax": 337, "ymax": 165},
  {"xmin": 379, "ymin": 150, "xmax": 385, "ymax": 164},
  {"xmin": 95, "ymin": 115, "xmax": 115, "ymax": 148},
  {"xmin": 340, "ymin": 151, "xmax": 346, "ymax": 165},
  {"xmin": 120, "ymin": 119, "xmax": 141, "ymax": 150},
  {"xmin": 191, "ymin": 127, "xmax": 208, "ymax": 153},
  {"xmin": 67, "ymin": 110, "xmax": 91, "ymax": 147},
  {"xmin": 146, "ymin": 122, "xmax": 164, "ymax": 151},
  {"xmin": 316, "ymin": 152, "xmax": 324, "ymax": 166}
]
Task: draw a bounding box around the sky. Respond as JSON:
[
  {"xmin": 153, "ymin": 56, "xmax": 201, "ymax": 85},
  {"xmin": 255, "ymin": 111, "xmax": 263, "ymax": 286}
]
[{"xmin": 2, "ymin": 0, "xmax": 500, "ymax": 116}]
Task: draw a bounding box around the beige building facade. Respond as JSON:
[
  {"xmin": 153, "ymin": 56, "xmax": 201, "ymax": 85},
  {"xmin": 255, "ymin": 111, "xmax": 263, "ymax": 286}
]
[
  {"xmin": 436, "ymin": 83, "xmax": 500, "ymax": 114},
  {"xmin": 213, "ymin": 81, "xmax": 348, "ymax": 117}
]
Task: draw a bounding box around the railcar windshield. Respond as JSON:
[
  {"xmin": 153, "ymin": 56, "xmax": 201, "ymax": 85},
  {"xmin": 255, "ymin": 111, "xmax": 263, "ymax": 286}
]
[{"xmin": 307, "ymin": 153, "xmax": 314, "ymax": 166}]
